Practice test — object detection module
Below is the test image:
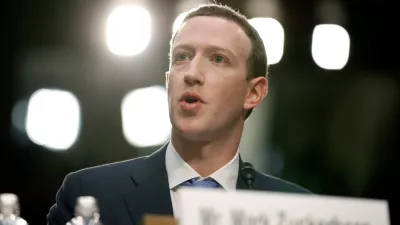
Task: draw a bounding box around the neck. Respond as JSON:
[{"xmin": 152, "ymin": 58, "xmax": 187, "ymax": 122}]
[{"xmin": 171, "ymin": 122, "xmax": 244, "ymax": 177}]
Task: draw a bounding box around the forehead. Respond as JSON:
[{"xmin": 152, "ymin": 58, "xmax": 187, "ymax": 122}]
[{"xmin": 173, "ymin": 16, "xmax": 251, "ymax": 59}]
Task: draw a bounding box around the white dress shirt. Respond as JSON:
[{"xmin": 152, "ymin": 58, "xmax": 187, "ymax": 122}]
[{"xmin": 165, "ymin": 142, "xmax": 239, "ymax": 218}]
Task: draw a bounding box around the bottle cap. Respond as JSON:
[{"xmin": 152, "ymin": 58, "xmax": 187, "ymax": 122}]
[
  {"xmin": 0, "ymin": 193, "xmax": 20, "ymax": 217},
  {"xmin": 75, "ymin": 196, "xmax": 99, "ymax": 218}
]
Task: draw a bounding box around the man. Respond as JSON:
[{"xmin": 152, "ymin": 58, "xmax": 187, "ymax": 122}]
[{"xmin": 47, "ymin": 3, "xmax": 311, "ymax": 225}]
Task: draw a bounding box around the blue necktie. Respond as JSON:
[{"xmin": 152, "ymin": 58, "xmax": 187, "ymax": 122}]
[{"xmin": 180, "ymin": 178, "xmax": 222, "ymax": 189}]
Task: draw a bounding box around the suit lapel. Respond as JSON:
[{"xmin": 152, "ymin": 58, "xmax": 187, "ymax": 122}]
[
  {"xmin": 122, "ymin": 146, "xmax": 264, "ymax": 224},
  {"xmin": 236, "ymin": 155, "xmax": 249, "ymax": 190},
  {"xmin": 122, "ymin": 143, "xmax": 173, "ymax": 225}
]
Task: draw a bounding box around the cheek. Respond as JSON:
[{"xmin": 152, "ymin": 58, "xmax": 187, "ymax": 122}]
[
  {"xmin": 167, "ymin": 73, "xmax": 180, "ymax": 92},
  {"xmin": 212, "ymin": 79, "xmax": 247, "ymax": 109},
  {"xmin": 167, "ymin": 79, "xmax": 176, "ymax": 104}
]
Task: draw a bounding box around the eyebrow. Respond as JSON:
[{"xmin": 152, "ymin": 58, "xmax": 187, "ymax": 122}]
[{"xmin": 172, "ymin": 43, "xmax": 237, "ymax": 58}]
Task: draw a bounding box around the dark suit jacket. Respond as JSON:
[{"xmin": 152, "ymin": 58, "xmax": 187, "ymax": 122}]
[{"xmin": 47, "ymin": 143, "xmax": 311, "ymax": 225}]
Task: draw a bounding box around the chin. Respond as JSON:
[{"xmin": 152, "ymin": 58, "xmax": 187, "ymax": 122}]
[{"xmin": 171, "ymin": 117, "xmax": 212, "ymax": 141}]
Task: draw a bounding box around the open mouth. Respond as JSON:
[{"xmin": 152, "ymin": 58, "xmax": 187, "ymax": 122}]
[
  {"xmin": 184, "ymin": 97, "xmax": 199, "ymax": 104},
  {"xmin": 180, "ymin": 92, "xmax": 204, "ymax": 104},
  {"xmin": 179, "ymin": 93, "xmax": 204, "ymax": 111}
]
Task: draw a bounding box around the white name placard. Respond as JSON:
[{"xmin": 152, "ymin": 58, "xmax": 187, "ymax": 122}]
[{"xmin": 178, "ymin": 188, "xmax": 390, "ymax": 225}]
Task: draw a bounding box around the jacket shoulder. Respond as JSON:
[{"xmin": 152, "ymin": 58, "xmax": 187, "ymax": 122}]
[
  {"xmin": 72, "ymin": 156, "xmax": 148, "ymax": 181},
  {"xmin": 45, "ymin": 158, "xmax": 150, "ymax": 225},
  {"xmin": 255, "ymin": 171, "xmax": 313, "ymax": 194}
]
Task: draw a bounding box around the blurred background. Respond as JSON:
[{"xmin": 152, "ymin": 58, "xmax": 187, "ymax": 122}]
[{"xmin": 5, "ymin": 0, "xmax": 399, "ymax": 224}]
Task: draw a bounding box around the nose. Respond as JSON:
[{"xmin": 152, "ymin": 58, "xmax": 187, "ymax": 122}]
[{"xmin": 184, "ymin": 57, "xmax": 204, "ymax": 86}]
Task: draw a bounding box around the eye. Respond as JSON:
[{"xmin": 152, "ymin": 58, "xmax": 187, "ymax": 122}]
[
  {"xmin": 210, "ymin": 54, "xmax": 228, "ymax": 64},
  {"xmin": 173, "ymin": 53, "xmax": 189, "ymax": 62}
]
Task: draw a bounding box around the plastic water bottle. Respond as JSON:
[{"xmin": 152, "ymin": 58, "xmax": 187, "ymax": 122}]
[
  {"xmin": 0, "ymin": 193, "xmax": 28, "ymax": 225},
  {"xmin": 66, "ymin": 196, "xmax": 102, "ymax": 225}
]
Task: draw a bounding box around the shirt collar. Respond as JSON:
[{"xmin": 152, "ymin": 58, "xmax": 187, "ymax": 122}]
[{"xmin": 165, "ymin": 141, "xmax": 239, "ymax": 191}]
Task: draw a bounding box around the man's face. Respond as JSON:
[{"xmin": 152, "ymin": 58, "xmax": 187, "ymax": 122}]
[{"xmin": 166, "ymin": 16, "xmax": 253, "ymax": 140}]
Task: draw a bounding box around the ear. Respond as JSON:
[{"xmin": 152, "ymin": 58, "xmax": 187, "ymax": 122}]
[
  {"xmin": 165, "ymin": 71, "xmax": 170, "ymax": 88},
  {"xmin": 243, "ymin": 77, "xmax": 268, "ymax": 111}
]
